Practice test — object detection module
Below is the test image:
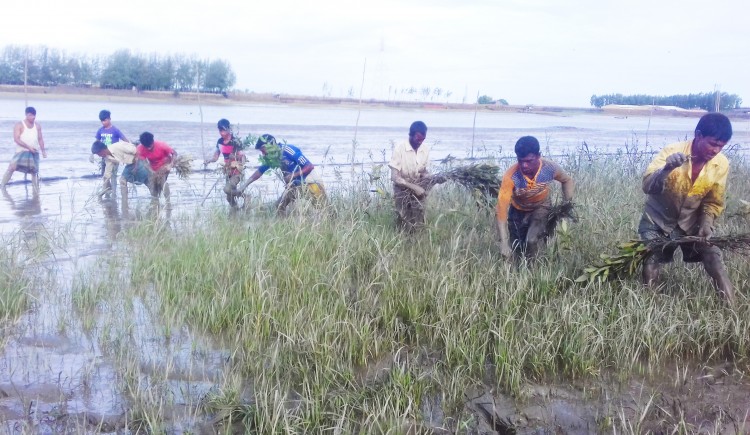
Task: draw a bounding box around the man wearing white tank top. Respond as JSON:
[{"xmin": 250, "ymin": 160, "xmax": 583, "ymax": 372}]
[{"xmin": 1, "ymin": 106, "xmax": 47, "ymax": 193}]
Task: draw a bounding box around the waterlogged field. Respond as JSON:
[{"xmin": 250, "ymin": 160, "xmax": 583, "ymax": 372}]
[{"xmin": 1, "ymin": 99, "xmax": 750, "ymax": 433}]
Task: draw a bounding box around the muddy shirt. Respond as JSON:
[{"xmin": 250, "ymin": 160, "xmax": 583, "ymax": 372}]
[
  {"xmin": 642, "ymin": 140, "xmax": 728, "ymax": 234},
  {"xmin": 106, "ymin": 141, "xmax": 137, "ymax": 165},
  {"xmin": 215, "ymin": 136, "xmax": 245, "ymax": 176},
  {"xmin": 388, "ymin": 140, "xmax": 430, "ymax": 181},
  {"xmin": 496, "ymin": 159, "xmax": 573, "ymax": 222},
  {"xmin": 136, "ymin": 141, "xmax": 175, "ymax": 171}
]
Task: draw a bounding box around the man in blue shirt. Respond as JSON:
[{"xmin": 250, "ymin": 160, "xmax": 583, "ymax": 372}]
[
  {"xmin": 94, "ymin": 109, "xmax": 131, "ymax": 196},
  {"xmin": 234, "ymin": 134, "xmax": 326, "ymax": 215}
]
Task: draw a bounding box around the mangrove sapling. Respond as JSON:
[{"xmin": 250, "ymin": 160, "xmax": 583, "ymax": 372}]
[
  {"xmin": 172, "ymin": 154, "xmax": 195, "ymax": 180},
  {"xmin": 428, "ymin": 163, "xmax": 501, "ymax": 201},
  {"xmin": 545, "ymin": 201, "xmax": 577, "ymax": 239},
  {"xmin": 575, "ymin": 233, "xmax": 750, "ymax": 283}
]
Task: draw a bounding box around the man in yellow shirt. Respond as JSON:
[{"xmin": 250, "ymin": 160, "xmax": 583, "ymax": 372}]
[
  {"xmin": 496, "ymin": 136, "xmax": 574, "ymax": 259},
  {"xmin": 639, "ymin": 113, "xmax": 734, "ymax": 304}
]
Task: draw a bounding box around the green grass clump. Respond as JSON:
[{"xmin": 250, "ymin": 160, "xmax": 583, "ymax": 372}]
[
  {"xmin": 108, "ymin": 154, "xmax": 750, "ymax": 432},
  {"xmin": 0, "ymin": 241, "xmax": 31, "ymax": 338}
]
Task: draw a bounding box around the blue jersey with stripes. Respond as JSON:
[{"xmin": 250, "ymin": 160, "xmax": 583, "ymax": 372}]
[{"xmin": 258, "ymin": 143, "xmax": 312, "ymax": 185}]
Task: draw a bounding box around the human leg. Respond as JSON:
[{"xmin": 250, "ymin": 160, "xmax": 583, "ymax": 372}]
[
  {"xmin": 31, "ymin": 172, "xmax": 39, "ymax": 195},
  {"xmin": 524, "ymin": 206, "xmax": 550, "ymax": 258},
  {"xmin": 698, "ymin": 245, "xmax": 735, "ymax": 304},
  {"xmin": 224, "ymin": 174, "xmax": 241, "ymax": 206},
  {"xmin": 642, "ymin": 260, "xmax": 661, "ymax": 288},
  {"xmin": 276, "ymin": 185, "xmax": 300, "ymax": 216},
  {"xmin": 1, "ymin": 163, "xmax": 14, "ymax": 187},
  {"xmin": 306, "ymin": 182, "xmax": 327, "ymax": 207},
  {"xmin": 508, "ymin": 207, "xmax": 529, "ymax": 255},
  {"xmin": 393, "ymin": 185, "xmax": 410, "ymax": 229}
]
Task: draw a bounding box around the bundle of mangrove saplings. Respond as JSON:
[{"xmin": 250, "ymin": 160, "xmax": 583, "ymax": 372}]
[
  {"xmin": 172, "ymin": 154, "xmax": 194, "ymax": 180},
  {"xmin": 428, "ymin": 163, "xmax": 501, "ymax": 199},
  {"xmin": 575, "ymin": 233, "xmax": 750, "ymax": 283},
  {"xmin": 546, "ymin": 201, "xmax": 576, "ymax": 237}
]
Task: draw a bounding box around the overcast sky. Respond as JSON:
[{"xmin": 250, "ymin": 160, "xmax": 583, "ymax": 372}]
[{"xmin": 3, "ymin": 0, "xmax": 748, "ymax": 107}]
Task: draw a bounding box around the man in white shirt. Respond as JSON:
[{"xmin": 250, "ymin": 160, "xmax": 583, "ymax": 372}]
[
  {"xmin": 2, "ymin": 107, "xmax": 47, "ymax": 193},
  {"xmin": 389, "ymin": 121, "xmax": 431, "ymax": 231}
]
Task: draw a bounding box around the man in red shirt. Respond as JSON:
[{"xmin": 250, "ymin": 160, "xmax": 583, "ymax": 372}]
[{"xmin": 136, "ymin": 131, "xmax": 176, "ymax": 199}]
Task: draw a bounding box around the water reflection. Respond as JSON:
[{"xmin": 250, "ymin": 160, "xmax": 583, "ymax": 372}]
[
  {"xmin": 100, "ymin": 197, "xmax": 123, "ymax": 243},
  {"xmin": 2, "ymin": 187, "xmax": 41, "ymax": 218}
]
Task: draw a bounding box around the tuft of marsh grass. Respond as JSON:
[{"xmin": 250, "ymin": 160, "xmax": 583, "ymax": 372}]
[{"xmin": 0, "ymin": 244, "xmax": 30, "ymax": 340}]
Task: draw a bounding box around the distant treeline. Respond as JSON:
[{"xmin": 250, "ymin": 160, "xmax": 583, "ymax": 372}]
[
  {"xmin": 590, "ymin": 92, "xmax": 742, "ymax": 111},
  {"xmin": 0, "ymin": 45, "xmax": 236, "ymax": 93}
]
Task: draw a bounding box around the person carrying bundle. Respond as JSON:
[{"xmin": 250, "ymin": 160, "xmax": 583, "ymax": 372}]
[
  {"xmin": 639, "ymin": 113, "xmax": 735, "ymax": 304},
  {"xmin": 233, "ymin": 134, "xmax": 325, "ymax": 215},
  {"xmin": 496, "ymin": 136, "xmax": 574, "ymax": 259},
  {"xmin": 389, "ymin": 121, "xmax": 433, "ymax": 232},
  {"xmin": 91, "ymin": 139, "xmax": 149, "ymax": 195},
  {"xmin": 204, "ymin": 118, "xmax": 246, "ymax": 207},
  {"xmin": 136, "ymin": 131, "xmax": 177, "ymax": 200}
]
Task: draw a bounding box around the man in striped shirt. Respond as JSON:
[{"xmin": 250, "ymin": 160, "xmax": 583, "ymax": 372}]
[
  {"xmin": 496, "ymin": 136, "xmax": 574, "ymax": 259},
  {"xmin": 235, "ymin": 134, "xmax": 326, "ymax": 215}
]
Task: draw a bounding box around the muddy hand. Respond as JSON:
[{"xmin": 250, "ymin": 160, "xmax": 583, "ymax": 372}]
[{"xmin": 664, "ymin": 153, "xmax": 688, "ymax": 170}]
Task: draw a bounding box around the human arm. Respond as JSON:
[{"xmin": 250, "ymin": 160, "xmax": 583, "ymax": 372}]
[
  {"xmin": 284, "ymin": 163, "xmax": 314, "ymax": 184},
  {"xmin": 391, "ymin": 168, "xmax": 426, "ymax": 198},
  {"xmin": 204, "ymin": 147, "xmax": 220, "ymax": 165},
  {"xmin": 496, "ymin": 167, "xmax": 515, "ymax": 258},
  {"xmin": 13, "ymin": 123, "xmax": 39, "ymax": 154},
  {"xmin": 553, "ymin": 165, "xmax": 574, "ymax": 202},
  {"xmin": 236, "ymin": 169, "xmax": 263, "ymax": 193},
  {"xmin": 642, "ymin": 148, "xmax": 688, "ymax": 194},
  {"xmin": 37, "ymin": 124, "xmax": 47, "ymax": 158},
  {"xmin": 697, "ymin": 165, "xmax": 729, "ymax": 239}
]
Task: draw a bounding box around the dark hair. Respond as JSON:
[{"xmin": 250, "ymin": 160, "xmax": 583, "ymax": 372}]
[
  {"xmin": 409, "ymin": 121, "xmax": 427, "ymax": 136},
  {"xmin": 255, "ymin": 134, "xmax": 276, "ymax": 149},
  {"xmin": 217, "ymin": 118, "xmax": 231, "ymax": 131},
  {"xmin": 91, "ymin": 140, "xmax": 107, "ymax": 154},
  {"xmin": 139, "ymin": 132, "xmax": 155, "ymax": 147},
  {"xmin": 695, "ymin": 113, "xmax": 732, "ymax": 142},
  {"xmin": 25, "ymin": 106, "xmax": 36, "ymax": 115},
  {"xmin": 99, "ymin": 110, "xmax": 111, "ymax": 121},
  {"xmin": 514, "ymin": 136, "xmax": 541, "ymax": 158}
]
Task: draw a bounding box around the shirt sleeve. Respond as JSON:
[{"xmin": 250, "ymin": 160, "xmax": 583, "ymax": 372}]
[
  {"xmin": 288, "ymin": 146, "xmax": 310, "ymax": 168},
  {"xmin": 552, "ymin": 162, "xmax": 575, "ymax": 201},
  {"xmin": 702, "ymin": 164, "xmax": 728, "ymax": 218},
  {"xmin": 496, "ymin": 166, "xmax": 517, "ymax": 222},
  {"xmin": 388, "ymin": 144, "xmax": 403, "ymax": 171},
  {"xmin": 642, "ymin": 149, "xmax": 668, "ymax": 194}
]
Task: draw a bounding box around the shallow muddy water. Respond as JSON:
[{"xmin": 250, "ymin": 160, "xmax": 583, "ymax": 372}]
[{"xmin": 1, "ymin": 97, "xmax": 749, "ymax": 433}]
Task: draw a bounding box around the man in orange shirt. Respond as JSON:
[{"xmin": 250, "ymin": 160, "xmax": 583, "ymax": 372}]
[{"xmin": 496, "ymin": 136, "xmax": 574, "ymax": 259}]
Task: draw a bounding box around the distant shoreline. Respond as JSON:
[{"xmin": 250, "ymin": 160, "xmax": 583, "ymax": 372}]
[{"xmin": 2, "ymin": 85, "xmax": 747, "ymax": 119}]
